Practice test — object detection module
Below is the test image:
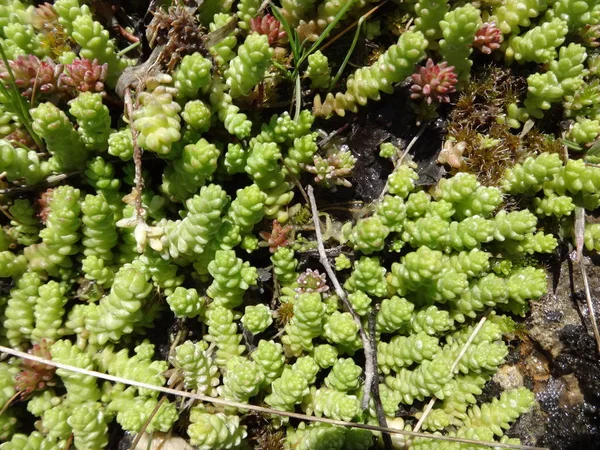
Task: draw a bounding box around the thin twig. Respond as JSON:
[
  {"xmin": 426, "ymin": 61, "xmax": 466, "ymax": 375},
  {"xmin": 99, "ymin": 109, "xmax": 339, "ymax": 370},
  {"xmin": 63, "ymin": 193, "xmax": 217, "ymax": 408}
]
[
  {"xmin": 0, "ymin": 173, "xmax": 75, "ymax": 195},
  {"xmin": 63, "ymin": 433, "xmax": 73, "ymax": 450},
  {"xmin": 319, "ymin": 1, "xmax": 388, "ymax": 52},
  {"xmin": 0, "ymin": 345, "xmax": 548, "ymax": 450},
  {"xmin": 30, "ymin": 65, "xmax": 42, "ymax": 108},
  {"xmin": 412, "ymin": 311, "xmax": 492, "ymax": 437},
  {"xmin": 168, "ymin": 328, "xmax": 186, "ymax": 363},
  {"xmin": 573, "ymin": 206, "xmax": 586, "ymax": 264},
  {"xmin": 281, "ymin": 158, "xmax": 309, "ymax": 203},
  {"xmin": 450, "ymin": 312, "xmax": 491, "ymax": 374},
  {"xmin": 293, "ymin": 74, "xmax": 302, "ymax": 121},
  {"xmin": 411, "ymin": 399, "xmax": 436, "ymax": 435},
  {"xmin": 573, "ymin": 207, "xmax": 600, "ymax": 352},
  {"xmin": 0, "ymin": 391, "xmax": 20, "ymax": 416},
  {"xmin": 118, "ymin": 87, "xmax": 162, "ymax": 253},
  {"xmin": 369, "ymin": 311, "xmax": 392, "ymax": 450},
  {"xmin": 378, "ymin": 123, "xmax": 427, "ymax": 202},
  {"xmin": 307, "ymin": 185, "xmax": 376, "ymax": 410},
  {"xmin": 579, "ymin": 260, "xmax": 600, "ymax": 353},
  {"xmin": 0, "ymin": 205, "xmax": 15, "ymax": 222},
  {"xmin": 124, "ymin": 87, "xmax": 145, "ymax": 222},
  {"xmin": 399, "ymin": 123, "xmax": 428, "ymax": 166},
  {"xmin": 129, "ymin": 396, "xmax": 167, "ymax": 450},
  {"xmin": 317, "ymin": 123, "xmax": 350, "ymax": 149}
]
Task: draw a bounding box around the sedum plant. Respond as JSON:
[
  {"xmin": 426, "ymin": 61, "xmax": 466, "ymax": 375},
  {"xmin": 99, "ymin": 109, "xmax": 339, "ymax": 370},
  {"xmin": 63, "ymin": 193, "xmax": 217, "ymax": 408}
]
[
  {"xmin": 314, "ymin": 31, "xmax": 428, "ymax": 117},
  {"xmin": 2, "ymin": 0, "xmax": 599, "ymax": 448},
  {"xmin": 132, "ymin": 74, "xmax": 181, "ymax": 156},
  {"xmin": 225, "ymin": 32, "xmax": 273, "ymax": 98}
]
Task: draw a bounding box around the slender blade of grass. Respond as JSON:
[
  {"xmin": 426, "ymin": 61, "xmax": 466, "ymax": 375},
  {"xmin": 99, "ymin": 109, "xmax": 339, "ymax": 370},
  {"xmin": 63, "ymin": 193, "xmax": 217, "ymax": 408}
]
[
  {"xmin": 560, "ymin": 138, "xmax": 582, "ymax": 151},
  {"xmin": 294, "ymin": 74, "xmax": 301, "ymax": 121},
  {"xmin": 320, "ymin": 1, "xmax": 387, "ymax": 52},
  {"xmin": 328, "ymin": 17, "xmax": 365, "ymax": 92},
  {"xmin": 271, "ymin": 6, "xmax": 300, "ymax": 64},
  {"xmin": 271, "ymin": 59, "xmax": 292, "ymax": 78},
  {"xmin": 0, "ymin": 41, "xmax": 44, "ymax": 150},
  {"xmin": 297, "ymin": 0, "xmax": 357, "ymax": 70}
]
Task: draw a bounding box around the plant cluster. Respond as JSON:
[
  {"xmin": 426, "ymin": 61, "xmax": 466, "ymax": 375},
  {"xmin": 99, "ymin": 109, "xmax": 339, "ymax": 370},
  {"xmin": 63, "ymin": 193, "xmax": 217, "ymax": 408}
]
[{"xmin": 0, "ymin": 0, "xmax": 599, "ymax": 449}]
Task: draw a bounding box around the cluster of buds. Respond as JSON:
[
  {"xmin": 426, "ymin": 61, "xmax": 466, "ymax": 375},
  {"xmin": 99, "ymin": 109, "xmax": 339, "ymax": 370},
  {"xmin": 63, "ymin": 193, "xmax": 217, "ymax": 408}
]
[
  {"xmin": 295, "ymin": 269, "xmax": 329, "ymax": 294},
  {"xmin": 59, "ymin": 58, "xmax": 108, "ymax": 97},
  {"xmin": 31, "ymin": 2, "xmax": 59, "ymax": 33},
  {"xmin": 304, "ymin": 148, "xmax": 357, "ymax": 188},
  {"xmin": 410, "ymin": 59, "xmax": 458, "ymax": 105},
  {"xmin": 0, "ymin": 56, "xmax": 107, "ymax": 100},
  {"xmin": 259, "ymin": 220, "xmax": 293, "ymax": 253},
  {"xmin": 250, "ymin": 14, "xmax": 287, "ymax": 46},
  {"xmin": 473, "ymin": 22, "xmax": 504, "ymax": 54},
  {"xmin": 0, "ymin": 55, "xmax": 63, "ymax": 98},
  {"xmin": 14, "ymin": 340, "xmax": 56, "ymax": 400}
]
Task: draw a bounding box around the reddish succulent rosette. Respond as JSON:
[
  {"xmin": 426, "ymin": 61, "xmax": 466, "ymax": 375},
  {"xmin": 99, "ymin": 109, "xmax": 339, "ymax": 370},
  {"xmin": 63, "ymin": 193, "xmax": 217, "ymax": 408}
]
[
  {"xmin": 250, "ymin": 14, "xmax": 287, "ymax": 46},
  {"xmin": 0, "ymin": 55, "xmax": 63, "ymax": 98},
  {"xmin": 410, "ymin": 59, "xmax": 458, "ymax": 105},
  {"xmin": 58, "ymin": 58, "xmax": 108, "ymax": 97},
  {"xmin": 473, "ymin": 22, "xmax": 504, "ymax": 55}
]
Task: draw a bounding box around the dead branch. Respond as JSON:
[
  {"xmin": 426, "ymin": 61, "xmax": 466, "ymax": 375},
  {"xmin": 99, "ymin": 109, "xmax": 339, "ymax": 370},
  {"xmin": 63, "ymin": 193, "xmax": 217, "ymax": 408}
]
[
  {"xmin": 123, "ymin": 87, "xmax": 145, "ymax": 223},
  {"xmin": 410, "ymin": 310, "xmax": 492, "ymax": 445},
  {"xmin": 369, "ymin": 311, "xmax": 392, "ymax": 450},
  {"xmin": 573, "ymin": 206, "xmax": 600, "ymax": 353},
  {"xmin": 0, "ymin": 344, "xmax": 549, "ymax": 450},
  {"xmin": 0, "ymin": 173, "xmax": 76, "ymax": 195},
  {"xmin": 378, "ymin": 123, "xmax": 427, "ymax": 202},
  {"xmin": 307, "ymin": 184, "xmax": 376, "ymax": 410},
  {"xmin": 129, "ymin": 396, "xmax": 167, "ymax": 450}
]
